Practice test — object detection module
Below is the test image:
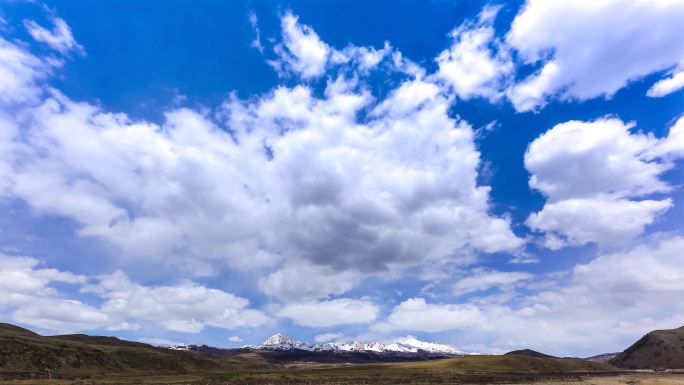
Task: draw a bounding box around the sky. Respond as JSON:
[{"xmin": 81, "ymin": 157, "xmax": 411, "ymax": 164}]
[{"xmin": 1, "ymin": 0, "xmax": 684, "ymax": 357}]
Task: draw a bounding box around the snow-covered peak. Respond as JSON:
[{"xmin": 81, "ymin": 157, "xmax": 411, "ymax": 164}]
[
  {"xmin": 248, "ymin": 333, "xmax": 462, "ymax": 356},
  {"xmin": 169, "ymin": 343, "xmax": 191, "ymax": 351},
  {"xmin": 335, "ymin": 341, "xmax": 365, "ymax": 352},
  {"xmin": 263, "ymin": 333, "xmax": 296, "ymax": 347},
  {"xmin": 395, "ymin": 336, "xmax": 461, "ymax": 354}
]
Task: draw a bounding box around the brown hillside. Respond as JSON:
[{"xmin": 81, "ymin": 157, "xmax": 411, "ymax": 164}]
[
  {"xmin": 611, "ymin": 326, "xmax": 684, "ymax": 369},
  {"xmin": 0, "ymin": 323, "xmax": 269, "ymax": 380}
]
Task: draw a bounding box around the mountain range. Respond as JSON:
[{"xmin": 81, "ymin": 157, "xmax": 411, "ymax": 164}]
[
  {"xmin": 242, "ymin": 333, "xmax": 463, "ymax": 355},
  {"xmin": 170, "ymin": 333, "xmax": 464, "ymax": 363}
]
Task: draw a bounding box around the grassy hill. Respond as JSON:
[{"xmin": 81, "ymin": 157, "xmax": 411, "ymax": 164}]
[
  {"xmin": 389, "ymin": 354, "xmax": 613, "ymax": 373},
  {"xmin": 0, "ymin": 323, "xmax": 270, "ymax": 380},
  {"xmin": 504, "ymin": 349, "xmax": 558, "ymax": 359},
  {"xmin": 611, "ymin": 325, "xmax": 684, "ymax": 369}
]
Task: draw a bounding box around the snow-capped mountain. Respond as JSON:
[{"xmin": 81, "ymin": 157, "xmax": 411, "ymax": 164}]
[
  {"xmin": 395, "ymin": 336, "xmax": 461, "ymax": 354},
  {"xmin": 246, "ymin": 334, "xmax": 463, "ymax": 356},
  {"xmin": 262, "ymin": 333, "xmax": 297, "ymax": 347}
]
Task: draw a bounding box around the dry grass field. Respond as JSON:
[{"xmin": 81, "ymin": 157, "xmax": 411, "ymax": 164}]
[{"xmin": 0, "ymin": 372, "xmax": 683, "ymax": 385}]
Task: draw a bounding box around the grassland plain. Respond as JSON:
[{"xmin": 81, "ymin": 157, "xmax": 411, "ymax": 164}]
[
  {"xmin": 0, "ymin": 369, "xmax": 683, "ymax": 385},
  {"xmin": 4, "ymin": 323, "xmax": 684, "ymax": 384}
]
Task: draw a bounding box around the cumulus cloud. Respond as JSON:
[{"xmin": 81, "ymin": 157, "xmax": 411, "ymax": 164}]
[
  {"xmin": 0, "ymin": 14, "xmax": 523, "ymax": 301},
  {"xmin": 0, "ymin": 252, "xmax": 269, "ymax": 333},
  {"xmin": 0, "ymin": 37, "xmax": 52, "ymax": 104},
  {"xmin": 452, "ymin": 268, "xmax": 533, "ymax": 296},
  {"xmin": 527, "ymin": 198, "xmax": 672, "ymax": 249},
  {"xmin": 647, "ymin": 64, "xmax": 684, "ymax": 98},
  {"xmin": 525, "ymin": 117, "xmax": 684, "ymax": 248},
  {"xmin": 0, "ymin": 254, "xmax": 85, "ymax": 308},
  {"xmin": 138, "ymin": 337, "xmax": 183, "ymax": 347},
  {"xmin": 271, "ymin": 12, "xmax": 330, "ymax": 79},
  {"xmin": 372, "ymin": 236, "xmax": 684, "ymax": 356},
  {"xmin": 507, "ymin": 235, "xmax": 684, "ymax": 354},
  {"xmin": 378, "ymin": 298, "xmax": 483, "ymax": 333},
  {"xmin": 507, "ymin": 0, "xmax": 684, "ymax": 111},
  {"xmin": 12, "ymin": 298, "xmax": 119, "ymax": 333},
  {"xmin": 0, "ymin": 254, "xmax": 134, "ymax": 333},
  {"xmin": 24, "ymin": 17, "xmax": 84, "ymax": 55},
  {"xmin": 277, "ymin": 298, "xmax": 379, "ymax": 327},
  {"xmin": 435, "ymin": 6, "xmax": 512, "ymax": 101},
  {"xmin": 82, "ymin": 271, "xmax": 270, "ymax": 333},
  {"xmin": 1, "ymin": 6, "xmax": 684, "ymax": 358},
  {"xmin": 258, "ymin": 265, "xmax": 359, "ymax": 301},
  {"xmin": 334, "ymin": 43, "xmax": 392, "ymax": 73},
  {"xmin": 315, "ymin": 332, "xmax": 344, "ymax": 343}
]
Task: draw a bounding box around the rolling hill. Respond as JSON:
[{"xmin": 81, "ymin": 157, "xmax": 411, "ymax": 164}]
[
  {"xmin": 504, "ymin": 349, "xmax": 557, "ymax": 359},
  {"xmin": 0, "ymin": 323, "xmax": 269, "ymax": 380},
  {"xmin": 610, "ymin": 325, "xmax": 684, "ymax": 369}
]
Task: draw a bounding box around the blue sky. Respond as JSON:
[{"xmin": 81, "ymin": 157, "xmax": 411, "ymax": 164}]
[{"xmin": 1, "ymin": 0, "xmax": 684, "ymax": 357}]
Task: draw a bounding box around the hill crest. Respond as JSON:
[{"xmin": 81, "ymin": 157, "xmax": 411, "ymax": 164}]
[{"xmin": 611, "ymin": 325, "xmax": 684, "ymax": 369}]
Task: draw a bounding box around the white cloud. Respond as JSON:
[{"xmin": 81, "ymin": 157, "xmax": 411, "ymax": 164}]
[
  {"xmin": 527, "ymin": 198, "xmax": 672, "ymax": 249},
  {"xmin": 507, "ymin": 0, "xmax": 684, "ymax": 111},
  {"xmin": 82, "ymin": 271, "xmax": 271, "ymax": 333},
  {"xmin": 258, "ymin": 265, "xmax": 358, "ymax": 301},
  {"xmin": 0, "ymin": 254, "xmax": 139, "ymax": 333},
  {"xmin": 1, "ymin": 254, "xmax": 271, "ymax": 334},
  {"xmin": 24, "ymin": 17, "xmax": 84, "ymax": 55},
  {"xmin": 271, "ymin": 12, "xmax": 330, "ymax": 79},
  {"xmin": 248, "ymin": 12, "xmax": 264, "ymax": 54},
  {"xmin": 647, "ymin": 65, "xmax": 684, "ymax": 97},
  {"xmin": 0, "ymin": 254, "xmax": 85, "ymax": 308},
  {"xmin": 379, "ymin": 298, "xmax": 483, "ymax": 333},
  {"xmin": 12, "ymin": 298, "xmax": 114, "ymax": 333},
  {"xmin": 0, "ymin": 37, "xmax": 51, "ymax": 104},
  {"xmin": 278, "ymin": 298, "xmax": 379, "ymax": 327},
  {"xmin": 525, "ymin": 117, "xmax": 684, "ymax": 248},
  {"xmin": 228, "ymin": 335, "xmax": 243, "ymax": 343},
  {"xmin": 0, "ymin": 16, "xmax": 524, "ymax": 301},
  {"xmin": 501, "ymin": 235, "xmax": 684, "ymax": 354},
  {"xmin": 373, "ymin": 236, "xmax": 684, "ymax": 356},
  {"xmin": 315, "ymin": 332, "xmax": 344, "ymax": 343},
  {"xmin": 435, "ymin": 6, "xmax": 512, "ymax": 101},
  {"xmin": 138, "ymin": 337, "xmax": 183, "ymax": 347},
  {"xmin": 453, "ymin": 269, "xmax": 533, "ymax": 296}
]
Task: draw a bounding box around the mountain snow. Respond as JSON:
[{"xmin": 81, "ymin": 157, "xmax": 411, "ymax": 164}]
[{"xmin": 247, "ymin": 333, "xmax": 463, "ymax": 355}]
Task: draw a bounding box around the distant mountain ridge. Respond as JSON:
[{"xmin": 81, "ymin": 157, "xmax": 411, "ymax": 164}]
[
  {"xmin": 244, "ymin": 333, "xmax": 463, "ymax": 355},
  {"xmin": 170, "ymin": 333, "xmax": 464, "ymax": 362}
]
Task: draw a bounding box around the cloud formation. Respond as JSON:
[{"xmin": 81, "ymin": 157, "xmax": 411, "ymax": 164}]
[
  {"xmin": 507, "ymin": 0, "xmax": 684, "ymax": 111},
  {"xmin": 525, "ymin": 117, "xmax": 684, "ymax": 249},
  {"xmin": 24, "ymin": 16, "xmax": 84, "ymax": 55},
  {"xmin": 376, "ymin": 236, "xmax": 684, "ymax": 356},
  {"xmin": 0, "ymin": 13, "xmax": 522, "ymax": 303},
  {"xmin": 0, "ymin": 254, "xmax": 85, "ymax": 308},
  {"xmin": 83, "ymin": 271, "xmax": 271, "ymax": 333},
  {"xmin": 435, "ymin": 6, "xmax": 512, "ymax": 101},
  {"xmin": 2, "ymin": 2, "xmax": 684, "ymax": 357},
  {"xmin": 271, "ymin": 12, "xmax": 330, "ymax": 78},
  {"xmin": 278, "ymin": 298, "xmax": 379, "ymax": 327}
]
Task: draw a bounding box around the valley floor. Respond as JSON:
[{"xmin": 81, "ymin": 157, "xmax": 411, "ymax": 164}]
[{"xmin": 0, "ymin": 372, "xmax": 683, "ymax": 385}]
